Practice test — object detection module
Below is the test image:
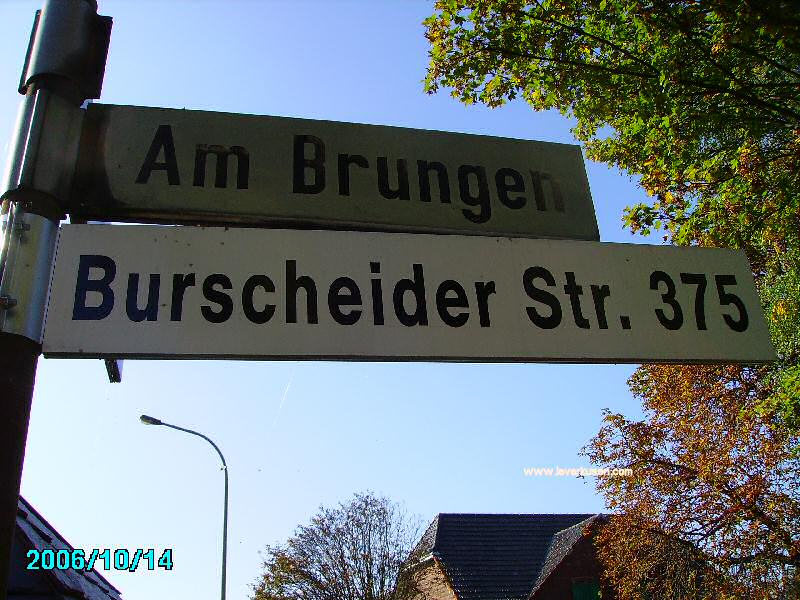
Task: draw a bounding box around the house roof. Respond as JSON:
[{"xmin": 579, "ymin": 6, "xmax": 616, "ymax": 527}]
[
  {"xmin": 15, "ymin": 496, "xmax": 123, "ymax": 600},
  {"xmin": 407, "ymin": 514, "xmax": 439, "ymax": 564},
  {"xmin": 528, "ymin": 515, "xmax": 602, "ymax": 597},
  {"xmin": 410, "ymin": 513, "xmax": 596, "ymax": 600}
]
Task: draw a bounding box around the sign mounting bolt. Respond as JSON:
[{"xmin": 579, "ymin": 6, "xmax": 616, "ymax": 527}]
[
  {"xmin": 0, "ymin": 296, "xmax": 18, "ymax": 310},
  {"xmin": 1, "ymin": 220, "xmax": 31, "ymax": 235},
  {"xmin": 13, "ymin": 221, "xmax": 31, "ymax": 235}
]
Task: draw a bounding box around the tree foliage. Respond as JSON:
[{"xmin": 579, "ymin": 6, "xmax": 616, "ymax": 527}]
[
  {"xmin": 424, "ymin": 1, "xmax": 800, "ymax": 382},
  {"xmin": 251, "ymin": 492, "xmax": 420, "ymax": 600},
  {"xmin": 424, "ymin": 2, "xmax": 800, "ymax": 597},
  {"xmin": 584, "ymin": 365, "xmax": 800, "ymax": 597},
  {"xmin": 425, "ymin": 0, "xmax": 799, "ymax": 252},
  {"xmin": 594, "ymin": 515, "xmax": 739, "ymax": 600}
]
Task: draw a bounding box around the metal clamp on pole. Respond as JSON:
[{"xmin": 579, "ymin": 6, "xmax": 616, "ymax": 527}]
[
  {"xmin": 0, "ymin": 206, "xmax": 59, "ymax": 342},
  {"xmin": 19, "ymin": 0, "xmax": 112, "ymax": 102}
]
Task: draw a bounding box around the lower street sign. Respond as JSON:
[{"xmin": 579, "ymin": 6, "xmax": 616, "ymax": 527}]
[{"xmin": 42, "ymin": 224, "xmax": 775, "ymax": 363}]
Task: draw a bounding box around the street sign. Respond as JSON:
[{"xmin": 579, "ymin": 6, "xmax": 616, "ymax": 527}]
[
  {"xmin": 43, "ymin": 224, "xmax": 774, "ymax": 363},
  {"xmin": 69, "ymin": 104, "xmax": 599, "ymax": 240}
]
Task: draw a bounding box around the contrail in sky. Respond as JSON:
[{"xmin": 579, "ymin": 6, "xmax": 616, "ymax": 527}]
[{"xmin": 272, "ymin": 363, "xmax": 297, "ymax": 429}]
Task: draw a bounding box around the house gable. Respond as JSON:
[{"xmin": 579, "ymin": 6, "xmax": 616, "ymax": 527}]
[
  {"xmin": 10, "ymin": 497, "xmax": 122, "ymax": 600},
  {"xmin": 403, "ymin": 557, "xmax": 458, "ymax": 600},
  {"xmin": 528, "ymin": 534, "xmax": 604, "ymax": 600},
  {"xmin": 404, "ymin": 513, "xmax": 598, "ymax": 600}
]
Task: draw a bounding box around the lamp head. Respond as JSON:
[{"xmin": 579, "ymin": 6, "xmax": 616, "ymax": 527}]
[{"xmin": 139, "ymin": 414, "xmax": 163, "ymax": 426}]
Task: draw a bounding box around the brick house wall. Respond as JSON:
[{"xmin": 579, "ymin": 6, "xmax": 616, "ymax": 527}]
[{"xmin": 403, "ymin": 559, "xmax": 458, "ymax": 600}]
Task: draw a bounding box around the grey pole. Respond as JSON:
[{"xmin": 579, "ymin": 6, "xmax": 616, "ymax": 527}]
[
  {"xmin": 0, "ymin": 3, "xmax": 110, "ymax": 599},
  {"xmin": 140, "ymin": 415, "xmax": 228, "ymax": 600}
]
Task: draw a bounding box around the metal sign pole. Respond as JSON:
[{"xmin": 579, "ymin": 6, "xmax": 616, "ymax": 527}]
[{"xmin": 0, "ymin": 2, "xmax": 110, "ymax": 597}]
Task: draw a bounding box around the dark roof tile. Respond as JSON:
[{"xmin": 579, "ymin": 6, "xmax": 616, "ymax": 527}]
[{"xmin": 412, "ymin": 513, "xmax": 596, "ymax": 600}]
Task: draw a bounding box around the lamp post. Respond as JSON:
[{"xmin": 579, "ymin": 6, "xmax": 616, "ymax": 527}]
[{"xmin": 139, "ymin": 415, "xmax": 228, "ymax": 600}]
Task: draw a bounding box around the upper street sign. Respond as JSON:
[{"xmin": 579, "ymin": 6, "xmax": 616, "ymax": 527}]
[
  {"xmin": 68, "ymin": 104, "xmax": 599, "ymax": 240},
  {"xmin": 42, "ymin": 224, "xmax": 775, "ymax": 363}
]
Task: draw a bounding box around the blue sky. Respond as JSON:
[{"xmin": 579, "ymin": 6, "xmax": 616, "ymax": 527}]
[{"xmin": 2, "ymin": 2, "xmax": 658, "ymax": 599}]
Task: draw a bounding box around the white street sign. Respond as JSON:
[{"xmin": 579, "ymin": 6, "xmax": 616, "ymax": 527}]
[
  {"xmin": 43, "ymin": 224, "xmax": 774, "ymax": 363},
  {"xmin": 69, "ymin": 104, "xmax": 598, "ymax": 240}
]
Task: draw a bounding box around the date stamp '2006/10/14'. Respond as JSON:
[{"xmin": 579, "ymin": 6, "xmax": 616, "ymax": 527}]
[{"xmin": 26, "ymin": 548, "xmax": 173, "ymax": 572}]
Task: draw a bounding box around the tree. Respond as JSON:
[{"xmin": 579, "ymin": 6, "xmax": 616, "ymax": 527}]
[
  {"xmin": 424, "ymin": 0, "xmax": 799, "ymax": 250},
  {"xmin": 593, "ymin": 515, "xmax": 739, "ymax": 600},
  {"xmin": 251, "ymin": 492, "xmax": 421, "ymax": 600},
  {"xmin": 424, "ymin": 0, "xmax": 800, "ymax": 421},
  {"xmin": 423, "ymin": 2, "xmax": 800, "ymax": 597},
  {"xmin": 583, "ymin": 364, "xmax": 800, "ymax": 597}
]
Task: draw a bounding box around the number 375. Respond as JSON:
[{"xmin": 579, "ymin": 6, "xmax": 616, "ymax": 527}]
[{"xmin": 650, "ymin": 271, "xmax": 749, "ymax": 332}]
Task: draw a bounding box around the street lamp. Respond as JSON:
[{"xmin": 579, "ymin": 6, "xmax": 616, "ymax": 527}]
[{"xmin": 139, "ymin": 414, "xmax": 228, "ymax": 600}]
